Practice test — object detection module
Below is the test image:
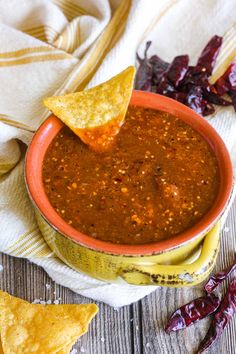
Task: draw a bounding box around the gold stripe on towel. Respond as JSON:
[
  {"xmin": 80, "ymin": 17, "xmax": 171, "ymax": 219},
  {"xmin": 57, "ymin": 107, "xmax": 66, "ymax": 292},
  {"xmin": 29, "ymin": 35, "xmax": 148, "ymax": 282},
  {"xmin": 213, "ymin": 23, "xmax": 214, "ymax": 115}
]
[
  {"xmin": 53, "ymin": 18, "xmax": 81, "ymax": 54},
  {"xmin": 16, "ymin": 237, "xmax": 46, "ymax": 256},
  {"xmin": 53, "ymin": 27, "xmax": 72, "ymax": 53},
  {"xmin": 0, "ymin": 46, "xmax": 58, "ymax": 59},
  {"xmin": 23, "ymin": 25, "xmax": 59, "ymax": 42},
  {"xmin": 0, "ymin": 115, "xmax": 35, "ymax": 132},
  {"xmin": 22, "ymin": 240, "xmax": 52, "ymax": 257},
  {"xmin": 0, "ymin": 53, "xmax": 75, "ymax": 67},
  {"xmin": 210, "ymin": 23, "xmax": 236, "ymax": 83},
  {"xmin": 6, "ymin": 228, "xmax": 53, "ymax": 258},
  {"xmin": 52, "ymin": 0, "xmax": 87, "ymax": 20},
  {"xmin": 5, "ymin": 228, "xmax": 38, "ymax": 253}
]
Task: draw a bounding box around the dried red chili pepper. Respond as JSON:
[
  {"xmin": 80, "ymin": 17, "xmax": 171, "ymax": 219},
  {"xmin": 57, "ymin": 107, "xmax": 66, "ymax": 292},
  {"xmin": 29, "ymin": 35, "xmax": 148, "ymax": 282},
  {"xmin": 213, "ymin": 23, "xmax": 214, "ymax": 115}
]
[
  {"xmin": 135, "ymin": 35, "xmax": 236, "ymax": 116},
  {"xmin": 149, "ymin": 55, "xmax": 169, "ymax": 87},
  {"xmin": 156, "ymin": 55, "xmax": 189, "ymax": 95},
  {"xmin": 168, "ymin": 91, "xmax": 187, "ymax": 103},
  {"xmin": 165, "ymin": 293, "xmax": 220, "ymax": 333},
  {"xmin": 228, "ymin": 63, "xmax": 236, "ymax": 88},
  {"xmin": 204, "ymin": 255, "xmax": 236, "ymax": 294},
  {"xmin": 166, "ymin": 55, "xmax": 189, "ymax": 87},
  {"xmin": 202, "ymin": 90, "xmax": 231, "ymax": 106},
  {"xmin": 215, "ymin": 61, "xmax": 236, "ymax": 112},
  {"xmin": 156, "ymin": 76, "xmax": 176, "ymax": 96},
  {"xmin": 215, "ymin": 76, "xmax": 230, "ymax": 96},
  {"xmin": 203, "ymin": 103, "xmax": 215, "ymax": 116},
  {"xmin": 215, "ymin": 62, "xmax": 236, "ymax": 94},
  {"xmin": 135, "ymin": 41, "xmax": 153, "ymax": 91},
  {"xmin": 180, "ymin": 67, "xmax": 210, "ymax": 92},
  {"xmin": 198, "ymin": 277, "xmax": 236, "ymax": 353},
  {"xmin": 229, "ymin": 89, "xmax": 236, "ymax": 111},
  {"xmin": 185, "ymin": 86, "xmax": 209, "ymax": 116},
  {"xmin": 196, "ymin": 35, "xmax": 223, "ymax": 75}
]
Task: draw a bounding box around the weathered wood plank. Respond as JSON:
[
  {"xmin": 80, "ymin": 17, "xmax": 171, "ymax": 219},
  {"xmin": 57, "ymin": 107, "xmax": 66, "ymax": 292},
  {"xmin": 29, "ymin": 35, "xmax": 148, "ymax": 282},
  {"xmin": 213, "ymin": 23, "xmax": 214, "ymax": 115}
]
[{"xmin": 132, "ymin": 302, "xmax": 142, "ymax": 354}]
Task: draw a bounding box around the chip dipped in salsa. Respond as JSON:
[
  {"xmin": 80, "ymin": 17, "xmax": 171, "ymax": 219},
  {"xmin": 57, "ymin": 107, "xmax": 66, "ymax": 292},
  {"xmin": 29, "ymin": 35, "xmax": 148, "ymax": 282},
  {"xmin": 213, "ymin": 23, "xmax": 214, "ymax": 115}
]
[{"xmin": 42, "ymin": 106, "xmax": 220, "ymax": 245}]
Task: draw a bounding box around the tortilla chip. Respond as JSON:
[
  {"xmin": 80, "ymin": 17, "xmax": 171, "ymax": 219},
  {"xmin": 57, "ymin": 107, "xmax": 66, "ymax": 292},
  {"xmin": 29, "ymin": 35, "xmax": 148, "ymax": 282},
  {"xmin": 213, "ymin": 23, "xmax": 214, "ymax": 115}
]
[
  {"xmin": 56, "ymin": 342, "xmax": 76, "ymax": 354},
  {"xmin": 44, "ymin": 66, "xmax": 135, "ymax": 151},
  {"xmin": 56, "ymin": 344, "xmax": 73, "ymax": 354},
  {"xmin": 0, "ymin": 290, "xmax": 98, "ymax": 354}
]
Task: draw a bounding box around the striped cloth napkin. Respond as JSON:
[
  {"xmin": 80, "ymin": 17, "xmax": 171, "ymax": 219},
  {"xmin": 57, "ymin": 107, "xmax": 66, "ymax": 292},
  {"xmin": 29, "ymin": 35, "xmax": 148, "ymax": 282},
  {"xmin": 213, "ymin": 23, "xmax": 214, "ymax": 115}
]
[{"xmin": 0, "ymin": 0, "xmax": 236, "ymax": 307}]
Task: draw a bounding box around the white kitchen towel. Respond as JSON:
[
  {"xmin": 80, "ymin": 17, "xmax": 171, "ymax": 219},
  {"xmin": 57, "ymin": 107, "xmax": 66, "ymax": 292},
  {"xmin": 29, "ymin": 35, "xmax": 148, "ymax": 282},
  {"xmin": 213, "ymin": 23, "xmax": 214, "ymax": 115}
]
[{"xmin": 0, "ymin": 0, "xmax": 236, "ymax": 307}]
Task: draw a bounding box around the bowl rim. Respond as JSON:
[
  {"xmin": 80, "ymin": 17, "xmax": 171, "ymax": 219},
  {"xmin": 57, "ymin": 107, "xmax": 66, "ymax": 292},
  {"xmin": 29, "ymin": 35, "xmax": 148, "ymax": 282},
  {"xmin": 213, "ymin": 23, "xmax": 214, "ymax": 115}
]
[{"xmin": 25, "ymin": 90, "xmax": 234, "ymax": 256}]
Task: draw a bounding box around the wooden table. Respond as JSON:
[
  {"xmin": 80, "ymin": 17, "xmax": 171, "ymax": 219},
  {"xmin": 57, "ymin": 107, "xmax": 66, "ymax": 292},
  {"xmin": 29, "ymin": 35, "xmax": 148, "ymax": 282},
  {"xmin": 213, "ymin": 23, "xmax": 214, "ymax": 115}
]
[{"xmin": 0, "ymin": 201, "xmax": 235, "ymax": 354}]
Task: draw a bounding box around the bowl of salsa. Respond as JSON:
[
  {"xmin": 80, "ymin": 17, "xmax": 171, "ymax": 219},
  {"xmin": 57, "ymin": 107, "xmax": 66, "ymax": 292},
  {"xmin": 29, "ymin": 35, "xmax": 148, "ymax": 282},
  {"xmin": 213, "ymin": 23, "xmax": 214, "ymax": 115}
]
[{"xmin": 25, "ymin": 91, "xmax": 233, "ymax": 286}]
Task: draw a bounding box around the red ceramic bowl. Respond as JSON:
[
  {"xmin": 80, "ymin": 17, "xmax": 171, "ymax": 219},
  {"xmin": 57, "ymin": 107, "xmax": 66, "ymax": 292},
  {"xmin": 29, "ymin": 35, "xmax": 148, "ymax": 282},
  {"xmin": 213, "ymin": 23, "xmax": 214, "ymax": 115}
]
[{"xmin": 25, "ymin": 91, "xmax": 233, "ymax": 256}]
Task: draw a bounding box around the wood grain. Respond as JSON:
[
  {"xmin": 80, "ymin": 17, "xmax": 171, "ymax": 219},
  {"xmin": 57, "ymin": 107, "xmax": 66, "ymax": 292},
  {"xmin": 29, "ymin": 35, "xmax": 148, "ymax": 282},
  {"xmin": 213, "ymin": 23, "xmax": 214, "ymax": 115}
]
[{"xmin": 0, "ymin": 200, "xmax": 235, "ymax": 354}]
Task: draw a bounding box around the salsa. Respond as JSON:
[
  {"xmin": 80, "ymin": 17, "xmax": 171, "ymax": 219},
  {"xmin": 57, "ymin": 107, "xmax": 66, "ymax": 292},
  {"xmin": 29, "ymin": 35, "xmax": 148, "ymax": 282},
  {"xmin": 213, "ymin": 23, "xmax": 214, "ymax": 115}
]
[{"xmin": 43, "ymin": 106, "xmax": 220, "ymax": 245}]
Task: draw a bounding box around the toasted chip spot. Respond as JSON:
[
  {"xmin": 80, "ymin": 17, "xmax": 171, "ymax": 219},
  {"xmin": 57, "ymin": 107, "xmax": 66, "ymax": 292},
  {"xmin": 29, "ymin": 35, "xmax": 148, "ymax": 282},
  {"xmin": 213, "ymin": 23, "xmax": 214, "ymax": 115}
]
[
  {"xmin": 44, "ymin": 66, "xmax": 135, "ymax": 152},
  {"xmin": 30, "ymin": 343, "xmax": 40, "ymax": 351},
  {"xmin": 7, "ymin": 325, "xmax": 28, "ymax": 345}
]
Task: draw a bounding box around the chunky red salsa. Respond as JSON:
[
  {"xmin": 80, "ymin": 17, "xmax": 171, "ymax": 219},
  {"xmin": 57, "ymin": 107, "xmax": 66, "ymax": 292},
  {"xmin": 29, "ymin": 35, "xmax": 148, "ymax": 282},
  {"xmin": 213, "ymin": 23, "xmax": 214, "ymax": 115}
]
[{"xmin": 43, "ymin": 106, "xmax": 220, "ymax": 245}]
